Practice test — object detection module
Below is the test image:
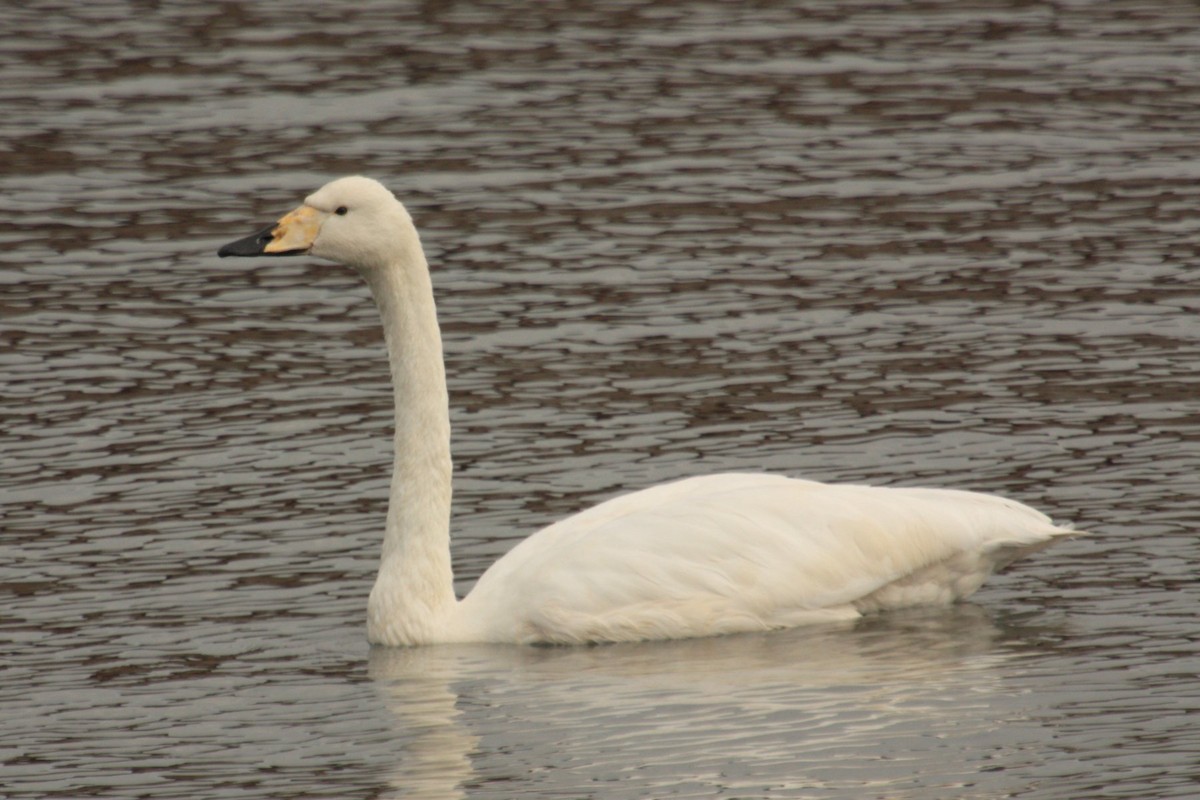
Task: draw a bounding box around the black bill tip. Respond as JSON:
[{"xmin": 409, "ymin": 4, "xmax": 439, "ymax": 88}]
[
  {"xmin": 218, "ymin": 225, "xmax": 276, "ymax": 257},
  {"xmin": 217, "ymin": 224, "xmax": 306, "ymax": 258}
]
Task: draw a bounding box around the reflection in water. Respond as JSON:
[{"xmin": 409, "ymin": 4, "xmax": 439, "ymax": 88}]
[
  {"xmin": 369, "ymin": 609, "xmax": 1051, "ymax": 798},
  {"xmin": 372, "ymin": 652, "xmax": 478, "ymax": 800}
]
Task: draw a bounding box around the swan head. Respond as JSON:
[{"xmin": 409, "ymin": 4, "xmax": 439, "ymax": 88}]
[{"xmin": 218, "ymin": 176, "xmax": 416, "ymax": 272}]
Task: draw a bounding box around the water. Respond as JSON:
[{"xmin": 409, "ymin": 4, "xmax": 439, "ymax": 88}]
[{"xmin": 3, "ymin": 0, "xmax": 1200, "ymax": 797}]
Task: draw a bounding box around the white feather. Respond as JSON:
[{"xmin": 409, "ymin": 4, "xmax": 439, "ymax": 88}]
[
  {"xmin": 458, "ymin": 474, "xmax": 1071, "ymax": 644},
  {"xmin": 221, "ymin": 176, "xmax": 1080, "ymax": 647}
]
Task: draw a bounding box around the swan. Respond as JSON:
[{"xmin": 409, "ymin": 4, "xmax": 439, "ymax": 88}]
[{"xmin": 218, "ymin": 176, "xmax": 1079, "ymax": 646}]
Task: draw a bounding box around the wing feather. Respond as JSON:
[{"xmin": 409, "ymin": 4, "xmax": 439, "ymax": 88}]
[{"xmin": 459, "ymin": 474, "xmax": 1073, "ymax": 643}]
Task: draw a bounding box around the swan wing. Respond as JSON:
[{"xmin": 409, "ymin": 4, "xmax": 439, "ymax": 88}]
[{"xmin": 457, "ymin": 474, "xmax": 1073, "ymax": 644}]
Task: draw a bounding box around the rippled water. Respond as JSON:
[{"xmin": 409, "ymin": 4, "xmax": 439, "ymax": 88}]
[{"xmin": 4, "ymin": 1, "xmax": 1200, "ymax": 797}]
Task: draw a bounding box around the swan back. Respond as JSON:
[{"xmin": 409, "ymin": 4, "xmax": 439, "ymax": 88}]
[{"xmin": 454, "ymin": 474, "xmax": 1073, "ymax": 645}]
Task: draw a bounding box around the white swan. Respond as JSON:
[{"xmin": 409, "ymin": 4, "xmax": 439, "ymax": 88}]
[{"xmin": 218, "ymin": 176, "xmax": 1079, "ymax": 646}]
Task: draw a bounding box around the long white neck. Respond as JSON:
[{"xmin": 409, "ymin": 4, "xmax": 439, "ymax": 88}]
[{"xmin": 360, "ymin": 231, "xmax": 457, "ymax": 646}]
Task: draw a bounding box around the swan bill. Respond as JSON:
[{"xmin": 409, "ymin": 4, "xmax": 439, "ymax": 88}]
[{"xmin": 218, "ymin": 205, "xmax": 323, "ymax": 258}]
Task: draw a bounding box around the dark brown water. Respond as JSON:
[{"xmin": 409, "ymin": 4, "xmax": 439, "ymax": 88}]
[{"xmin": 4, "ymin": 1, "xmax": 1200, "ymax": 798}]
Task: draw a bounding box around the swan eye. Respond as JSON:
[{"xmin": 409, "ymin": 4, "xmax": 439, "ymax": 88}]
[{"xmin": 335, "ymin": 206, "xmax": 348, "ymax": 216}]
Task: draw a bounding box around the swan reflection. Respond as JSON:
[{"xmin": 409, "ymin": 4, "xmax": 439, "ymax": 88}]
[{"xmin": 368, "ymin": 609, "xmax": 1053, "ymax": 798}]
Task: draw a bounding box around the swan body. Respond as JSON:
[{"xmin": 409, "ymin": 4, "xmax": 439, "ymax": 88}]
[{"xmin": 219, "ymin": 176, "xmax": 1078, "ymax": 647}]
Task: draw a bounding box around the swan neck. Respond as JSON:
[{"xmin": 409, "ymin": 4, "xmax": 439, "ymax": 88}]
[{"xmin": 361, "ymin": 239, "xmax": 457, "ymax": 645}]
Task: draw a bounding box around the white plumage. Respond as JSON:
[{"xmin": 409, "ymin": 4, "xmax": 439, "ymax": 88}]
[{"xmin": 218, "ymin": 176, "xmax": 1079, "ymax": 647}]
